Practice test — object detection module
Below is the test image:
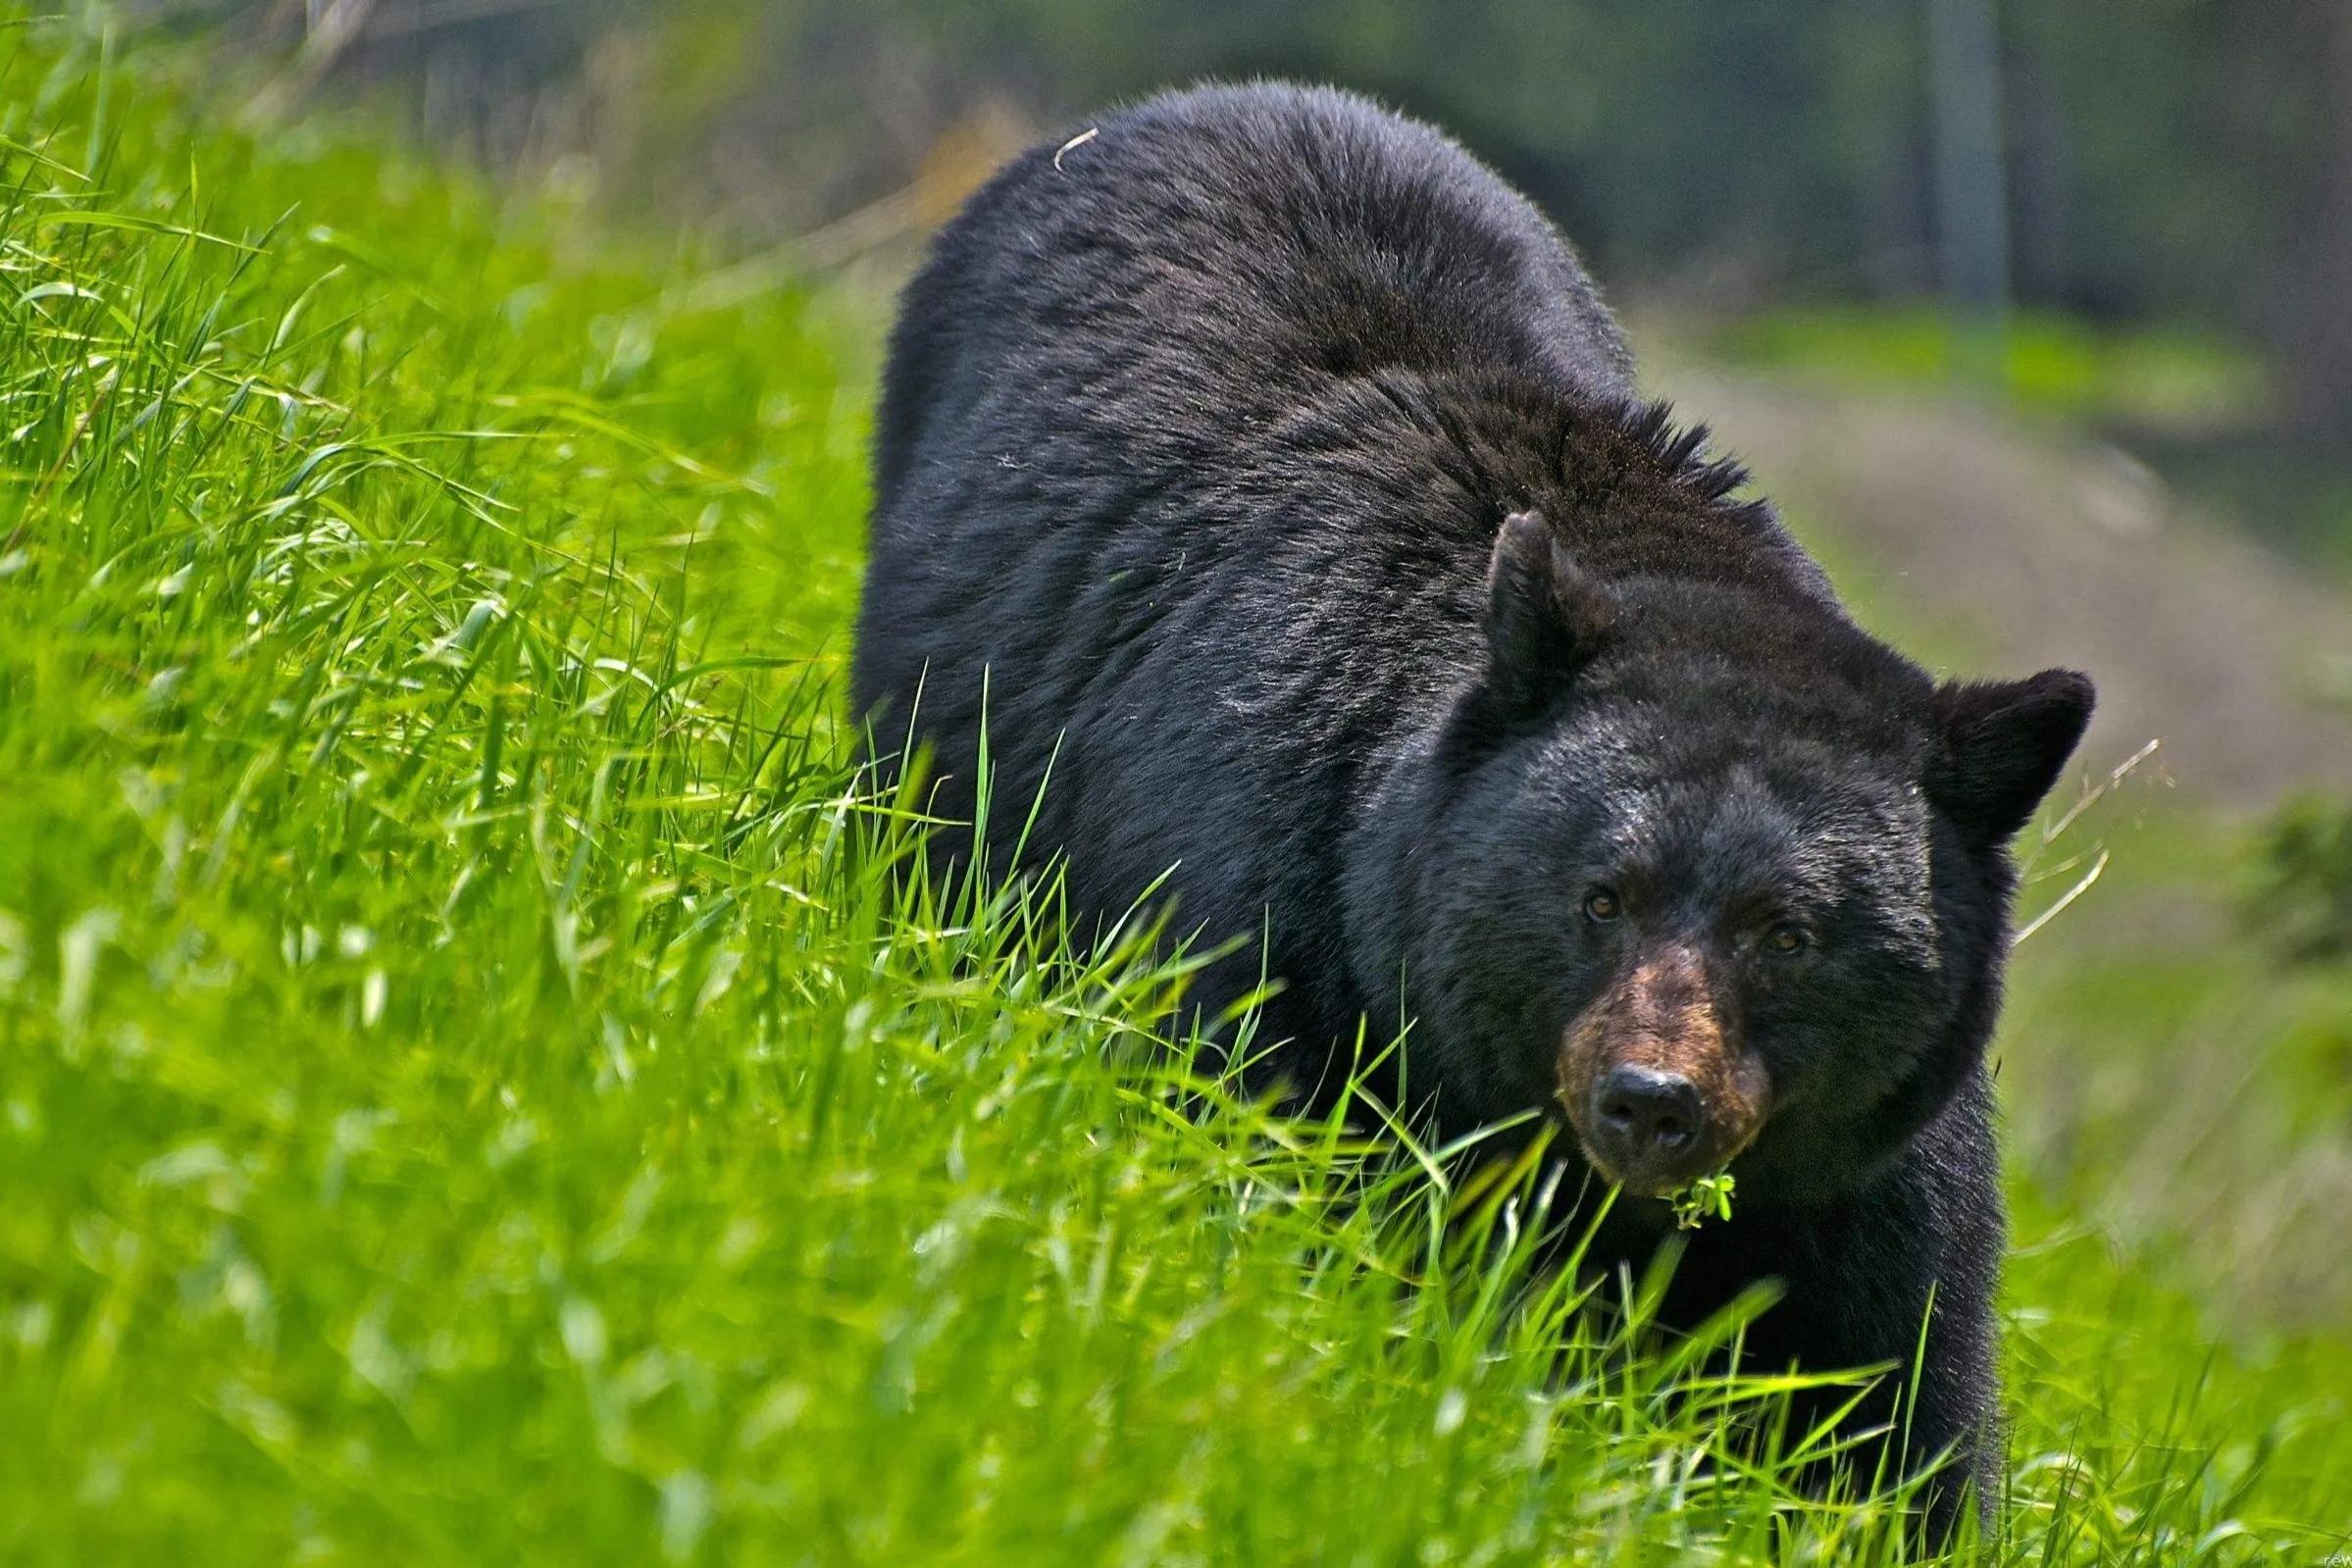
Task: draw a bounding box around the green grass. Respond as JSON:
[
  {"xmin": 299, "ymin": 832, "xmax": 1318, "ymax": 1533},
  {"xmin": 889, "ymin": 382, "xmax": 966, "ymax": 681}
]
[
  {"xmin": 4, "ymin": 12, "xmax": 2349, "ymax": 1564},
  {"xmin": 1704, "ymin": 305, "xmax": 2271, "ymax": 435}
]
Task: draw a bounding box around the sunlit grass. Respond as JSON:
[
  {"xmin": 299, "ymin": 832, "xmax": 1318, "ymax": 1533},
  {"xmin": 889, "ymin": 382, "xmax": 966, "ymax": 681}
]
[
  {"xmin": 1703, "ymin": 304, "xmax": 2271, "ymax": 434},
  {"xmin": 1, "ymin": 9, "xmax": 2347, "ymax": 1563}
]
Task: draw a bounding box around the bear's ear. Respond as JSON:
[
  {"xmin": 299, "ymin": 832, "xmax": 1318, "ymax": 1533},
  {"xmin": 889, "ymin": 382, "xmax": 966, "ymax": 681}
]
[
  {"xmin": 1482, "ymin": 509, "xmax": 1612, "ymax": 717},
  {"xmin": 1925, "ymin": 669, "xmax": 2096, "ymax": 846}
]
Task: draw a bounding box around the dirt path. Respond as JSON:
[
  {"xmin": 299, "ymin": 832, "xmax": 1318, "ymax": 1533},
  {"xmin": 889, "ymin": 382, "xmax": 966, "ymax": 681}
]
[{"xmin": 1656, "ymin": 365, "xmax": 2352, "ymax": 806}]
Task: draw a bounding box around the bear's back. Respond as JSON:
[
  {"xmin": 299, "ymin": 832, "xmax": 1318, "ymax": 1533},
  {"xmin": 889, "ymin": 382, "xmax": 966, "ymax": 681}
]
[
  {"xmin": 868, "ymin": 83, "xmax": 1632, "ymax": 522},
  {"xmin": 852, "ymin": 84, "xmax": 1642, "ymax": 1038}
]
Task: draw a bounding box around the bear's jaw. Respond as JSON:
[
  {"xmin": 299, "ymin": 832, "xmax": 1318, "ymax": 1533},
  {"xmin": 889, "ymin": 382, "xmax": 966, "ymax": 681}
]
[{"xmin": 1560, "ymin": 1114, "xmax": 1769, "ymax": 1200}]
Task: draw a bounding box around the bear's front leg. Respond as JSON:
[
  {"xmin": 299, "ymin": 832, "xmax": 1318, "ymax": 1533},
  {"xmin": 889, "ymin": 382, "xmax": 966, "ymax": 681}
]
[
  {"xmin": 1786, "ymin": 1154, "xmax": 2006, "ymax": 1544},
  {"xmin": 1667, "ymin": 1124, "xmax": 2005, "ymax": 1544}
]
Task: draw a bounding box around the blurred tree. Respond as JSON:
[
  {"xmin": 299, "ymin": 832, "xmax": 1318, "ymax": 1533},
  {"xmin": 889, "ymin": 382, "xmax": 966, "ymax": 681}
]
[
  {"xmin": 2256, "ymin": 798, "xmax": 2352, "ymax": 965},
  {"xmin": 2275, "ymin": 0, "xmax": 2352, "ymax": 445},
  {"xmin": 1927, "ymin": 0, "xmax": 2011, "ymax": 381}
]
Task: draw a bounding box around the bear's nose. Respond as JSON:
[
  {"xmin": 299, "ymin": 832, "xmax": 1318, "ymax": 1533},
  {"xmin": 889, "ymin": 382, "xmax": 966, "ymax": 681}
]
[{"xmin": 1591, "ymin": 1064, "xmax": 1704, "ymax": 1170}]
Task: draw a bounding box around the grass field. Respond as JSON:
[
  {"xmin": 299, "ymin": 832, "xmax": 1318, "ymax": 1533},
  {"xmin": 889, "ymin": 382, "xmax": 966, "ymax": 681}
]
[
  {"xmin": 1701, "ymin": 305, "xmax": 2269, "ymax": 437},
  {"xmin": 4, "ymin": 13, "xmax": 2349, "ymax": 1564}
]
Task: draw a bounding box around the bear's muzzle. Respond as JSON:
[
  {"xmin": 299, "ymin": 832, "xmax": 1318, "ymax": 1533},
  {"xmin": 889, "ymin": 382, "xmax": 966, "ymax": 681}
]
[{"xmin": 1557, "ymin": 944, "xmax": 1773, "ymax": 1195}]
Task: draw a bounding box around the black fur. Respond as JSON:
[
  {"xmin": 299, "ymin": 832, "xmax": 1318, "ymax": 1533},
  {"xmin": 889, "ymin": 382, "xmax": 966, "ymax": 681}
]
[{"xmin": 854, "ymin": 83, "xmax": 2093, "ymax": 1536}]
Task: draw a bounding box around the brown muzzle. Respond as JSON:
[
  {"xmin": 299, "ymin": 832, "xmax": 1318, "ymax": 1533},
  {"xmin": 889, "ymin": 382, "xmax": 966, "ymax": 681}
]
[{"xmin": 1557, "ymin": 945, "xmax": 1771, "ymax": 1194}]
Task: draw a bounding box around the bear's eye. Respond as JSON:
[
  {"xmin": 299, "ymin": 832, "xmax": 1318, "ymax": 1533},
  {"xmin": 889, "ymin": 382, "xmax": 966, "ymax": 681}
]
[
  {"xmin": 1764, "ymin": 923, "xmax": 1809, "ymax": 956},
  {"xmin": 1582, "ymin": 886, "xmax": 1621, "ymax": 924}
]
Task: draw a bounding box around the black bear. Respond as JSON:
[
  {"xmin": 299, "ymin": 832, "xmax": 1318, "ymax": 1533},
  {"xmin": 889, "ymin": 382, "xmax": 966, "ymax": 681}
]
[{"xmin": 853, "ymin": 83, "xmax": 2093, "ymax": 1536}]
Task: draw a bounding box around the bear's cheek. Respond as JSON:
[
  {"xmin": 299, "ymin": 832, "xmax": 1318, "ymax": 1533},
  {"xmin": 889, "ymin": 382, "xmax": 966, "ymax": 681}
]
[{"xmin": 1774, "ymin": 958, "xmax": 1951, "ymax": 1088}]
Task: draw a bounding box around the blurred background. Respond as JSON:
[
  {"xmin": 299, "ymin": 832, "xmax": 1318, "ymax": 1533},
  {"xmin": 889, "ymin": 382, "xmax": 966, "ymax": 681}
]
[
  {"xmin": 156, "ymin": 0, "xmax": 2352, "ymax": 1322},
  {"xmin": 176, "ymin": 2, "xmax": 2352, "ymax": 454}
]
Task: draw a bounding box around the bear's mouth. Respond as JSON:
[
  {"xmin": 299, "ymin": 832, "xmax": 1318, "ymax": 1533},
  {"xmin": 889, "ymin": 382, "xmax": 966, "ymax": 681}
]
[{"xmin": 1556, "ymin": 1092, "xmax": 1767, "ymax": 1199}]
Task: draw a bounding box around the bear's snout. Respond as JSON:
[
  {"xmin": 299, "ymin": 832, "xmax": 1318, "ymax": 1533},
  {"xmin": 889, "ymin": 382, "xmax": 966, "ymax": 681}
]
[
  {"xmin": 1558, "ymin": 946, "xmax": 1772, "ymax": 1195},
  {"xmin": 1590, "ymin": 1062, "xmax": 1704, "ymax": 1170}
]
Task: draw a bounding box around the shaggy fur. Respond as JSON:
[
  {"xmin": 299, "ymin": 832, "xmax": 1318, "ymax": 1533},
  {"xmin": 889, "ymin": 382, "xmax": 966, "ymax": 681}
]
[{"xmin": 853, "ymin": 82, "xmax": 2094, "ymax": 1535}]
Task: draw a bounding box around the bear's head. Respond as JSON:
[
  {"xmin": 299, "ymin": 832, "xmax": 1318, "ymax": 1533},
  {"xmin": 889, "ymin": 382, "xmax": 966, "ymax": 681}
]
[{"xmin": 1356, "ymin": 510, "xmax": 2094, "ymax": 1209}]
